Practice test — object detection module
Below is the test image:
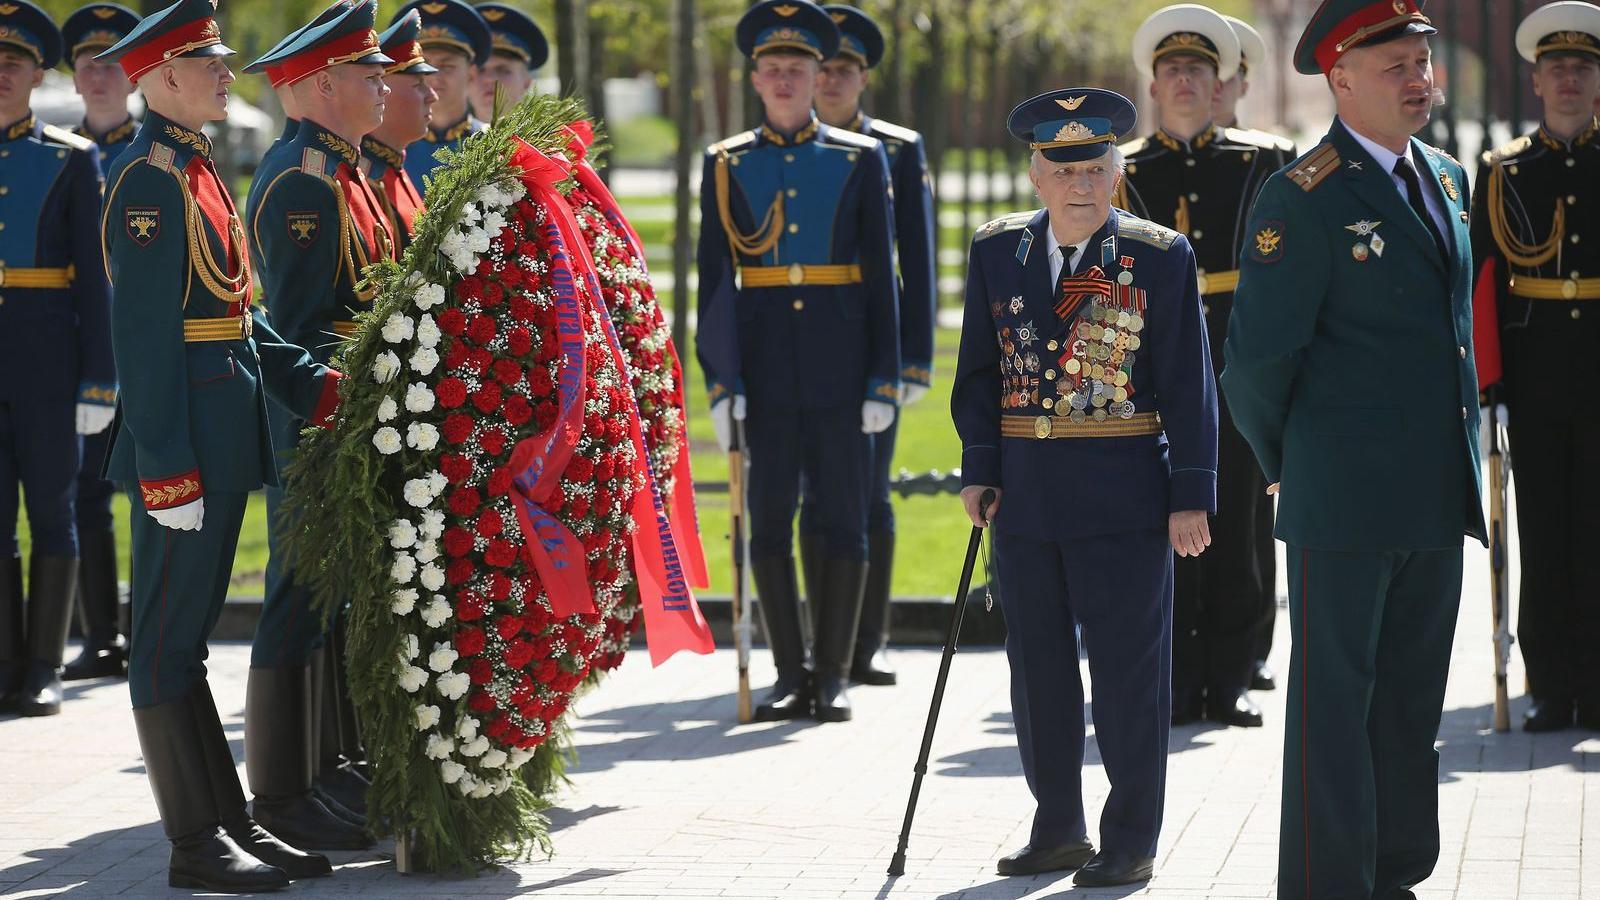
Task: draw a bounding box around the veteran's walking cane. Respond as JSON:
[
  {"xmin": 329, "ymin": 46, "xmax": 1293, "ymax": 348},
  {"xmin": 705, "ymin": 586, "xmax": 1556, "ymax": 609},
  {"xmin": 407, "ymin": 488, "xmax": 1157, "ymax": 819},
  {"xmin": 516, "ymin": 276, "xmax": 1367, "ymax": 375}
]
[
  {"xmin": 1486, "ymin": 399, "xmax": 1514, "ymax": 732},
  {"xmin": 888, "ymin": 488, "xmax": 995, "ymax": 876},
  {"xmin": 729, "ymin": 420, "xmax": 754, "ymax": 723}
]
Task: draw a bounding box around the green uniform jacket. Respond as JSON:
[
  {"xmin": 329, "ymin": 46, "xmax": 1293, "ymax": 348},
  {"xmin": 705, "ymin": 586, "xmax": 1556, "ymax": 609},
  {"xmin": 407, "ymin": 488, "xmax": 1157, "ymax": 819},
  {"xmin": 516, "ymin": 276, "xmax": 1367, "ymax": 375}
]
[
  {"xmin": 100, "ymin": 112, "xmax": 339, "ymax": 509},
  {"xmin": 1222, "ymin": 117, "xmax": 1486, "ymax": 551}
]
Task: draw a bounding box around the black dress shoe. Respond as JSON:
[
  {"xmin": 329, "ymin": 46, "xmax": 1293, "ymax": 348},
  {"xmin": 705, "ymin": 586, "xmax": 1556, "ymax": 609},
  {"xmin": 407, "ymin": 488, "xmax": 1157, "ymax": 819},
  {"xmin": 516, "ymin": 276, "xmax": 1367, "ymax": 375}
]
[
  {"xmin": 813, "ymin": 674, "xmax": 852, "ymax": 722},
  {"xmin": 16, "ymin": 660, "xmax": 65, "ymax": 716},
  {"xmin": 1073, "ymin": 849, "xmax": 1154, "ymax": 887},
  {"xmin": 753, "ymin": 674, "xmax": 812, "ymax": 722},
  {"xmin": 849, "ymin": 649, "xmax": 896, "ymax": 686},
  {"xmin": 996, "ymin": 839, "xmax": 1094, "ymax": 876},
  {"xmin": 1171, "ymin": 689, "xmax": 1205, "ymax": 726},
  {"xmin": 1524, "ymin": 699, "xmax": 1574, "ymax": 733},
  {"xmin": 223, "ymin": 816, "xmax": 332, "ymax": 880},
  {"xmin": 62, "ymin": 639, "xmax": 126, "ymax": 681},
  {"xmin": 1251, "ymin": 661, "xmax": 1277, "ymax": 692},
  {"xmin": 1207, "ymin": 691, "xmax": 1264, "ymax": 728}
]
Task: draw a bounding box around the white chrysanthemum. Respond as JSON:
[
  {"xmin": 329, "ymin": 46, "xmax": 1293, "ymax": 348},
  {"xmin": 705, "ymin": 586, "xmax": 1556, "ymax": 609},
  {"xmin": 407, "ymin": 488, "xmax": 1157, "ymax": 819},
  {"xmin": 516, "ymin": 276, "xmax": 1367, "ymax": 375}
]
[
  {"xmin": 397, "ymin": 664, "xmax": 427, "ymax": 693},
  {"xmin": 418, "ymin": 562, "xmax": 445, "ymax": 591},
  {"xmin": 390, "ymin": 552, "xmax": 416, "ymax": 584},
  {"xmin": 456, "ymin": 716, "xmax": 479, "ymax": 740},
  {"xmin": 414, "ymin": 540, "xmax": 440, "ymax": 564},
  {"xmin": 415, "ymin": 314, "xmax": 441, "ymax": 348},
  {"xmin": 372, "ymin": 426, "xmax": 403, "ymax": 455},
  {"xmin": 402, "ymin": 478, "xmax": 434, "ymax": 508},
  {"xmin": 401, "ymin": 632, "xmax": 420, "ymax": 660},
  {"xmin": 481, "ymin": 748, "xmax": 508, "ymax": 769},
  {"xmin": 414, "ymin": 281, "xmax": 446, "ymax": 311},
  {"xmin": 427, "ymin": 642, "xmax": 459, "ymax": 673},
  {"xmin": 414, "ymin": 704, "xmax": 440, "ymax": 731},
  {"xmin": 419, "ymin": 509, "xmax": 446, "ymax": 540},
  {"xmin": 440, "ymin": 760, "xmax": 466, "ymax": 784},
  {"xmin": 420, "ymin": 597, "xmax": 451, "ymax": 628},
  {"xmin": 382, "ymin": 313, "xmax": 415, "ymax": 344},
  {"xmin": 425, "ymin": 733, "xmax": 454, "ymax": 758},
  {"xmin": 409, "ymin": 346, "xmax": 439, "ymax": 376},
  {"xmin": 407, "ymin": 422, "xmax": 440, "ymax": 452},
  {"xmin": 372, "ymin": 350, "xmax": 401, "ymax": 382},
  {"xmin": 404, "ymin": 382, "xmax": 435, "ymax": 413},
  {"xmin": 390, "ymin": 588, "xmax": 418, "ymax": 616},
  {"xmin": 458, "ymin": 735, "xmax": 489, "ymax": 758},
  {"xmin": 436, "ymin": 671, "xmax": 470, "ymax": 699},
  {"xmin": 376, "ymin": 396, "xmax": 399, "ymax": 422},
  {"xmin": 426, "ymin": 471, "xmax": 448, "ymax": 495},
  {"xmin": 388, "ymin": 519, "xmax": 418, "ymax": 549}
]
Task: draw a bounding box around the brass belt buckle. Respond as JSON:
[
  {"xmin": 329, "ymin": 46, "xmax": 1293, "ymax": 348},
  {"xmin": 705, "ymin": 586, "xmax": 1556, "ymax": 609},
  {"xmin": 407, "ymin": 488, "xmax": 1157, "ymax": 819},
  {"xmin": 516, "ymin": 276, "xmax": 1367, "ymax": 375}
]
[
  {"xmin": 1564, "ymin": 279, "xmax": 1579, "ymax": 300},
  {"xmin": 1034, "ymin": 416, "xmax": 1052, "ymax": 439},
  {"xmin": 787, "ymin": 263, "xmax": 804, "ymax": 286}
]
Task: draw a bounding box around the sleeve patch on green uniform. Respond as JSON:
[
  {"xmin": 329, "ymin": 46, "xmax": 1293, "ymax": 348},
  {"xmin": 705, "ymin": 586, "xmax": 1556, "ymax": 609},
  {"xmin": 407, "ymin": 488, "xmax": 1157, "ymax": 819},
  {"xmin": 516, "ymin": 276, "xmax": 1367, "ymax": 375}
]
[
  {"xmin": 1251, "ymin": 219, "xmax": 1285, "ymax": 264},
  {"xmin": 287, "ymin": 211, "xmax": 320, "ymax": 246},
  {"xmin": 125, "ymin": 207, "xmax": 161, "ymax": 246}
]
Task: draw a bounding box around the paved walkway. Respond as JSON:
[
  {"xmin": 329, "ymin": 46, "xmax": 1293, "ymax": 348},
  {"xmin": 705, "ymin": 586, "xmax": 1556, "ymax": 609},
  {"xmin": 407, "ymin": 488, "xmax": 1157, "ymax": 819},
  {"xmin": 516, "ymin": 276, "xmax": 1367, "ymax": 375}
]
[{"xmin": 2, "ymin": 536, "xmax": 1596, "ymax": 898}]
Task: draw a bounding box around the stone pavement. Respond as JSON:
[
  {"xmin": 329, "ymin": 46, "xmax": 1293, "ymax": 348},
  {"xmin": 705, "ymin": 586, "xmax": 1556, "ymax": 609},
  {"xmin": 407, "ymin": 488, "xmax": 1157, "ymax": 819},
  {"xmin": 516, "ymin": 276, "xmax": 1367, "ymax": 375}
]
[{"xmin": 2, "ymin": 537, "xmax": 1597, "ymax": 899}]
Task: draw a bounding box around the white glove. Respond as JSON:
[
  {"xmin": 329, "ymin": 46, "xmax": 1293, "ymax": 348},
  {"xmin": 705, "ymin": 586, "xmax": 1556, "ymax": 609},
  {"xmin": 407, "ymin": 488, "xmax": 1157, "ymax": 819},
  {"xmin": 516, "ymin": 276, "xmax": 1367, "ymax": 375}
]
[
  {"xmin": 900, "ymin": 382, "xmax": 929, "ymax": 407},
  {"xmin": 710, "ymin": 395, "xmax": 747, "ymax": 452},
  {"xmin": 149, "ymin": 498, "xmax": 205, "ymax": 531},
  {"xmin": 76, "ymin": 403, "xmax": 116, "ymax": 435},
  {"xmin": 861, "ymin": 399, "xmax": 896, "ymax": 435}
]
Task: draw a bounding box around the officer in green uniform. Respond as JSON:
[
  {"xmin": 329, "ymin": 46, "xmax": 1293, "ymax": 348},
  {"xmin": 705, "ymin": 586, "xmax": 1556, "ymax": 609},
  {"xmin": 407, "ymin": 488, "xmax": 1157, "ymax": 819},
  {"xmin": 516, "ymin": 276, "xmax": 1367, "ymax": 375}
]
[
  {"xmin": 58, "ymin": 1, "xmax": 140, "ymax": 684},
  {"xmin": 1223, "ymin": 1, "xmax": 1483, "ymax": 896},
  {"xmin": 468, "ymin": 2, "xmax": 546, "ymax": 122},
  {"xmin": 363, "ymin": 9, "xmax": 436, "ymax": 254},
  {"xmin": 0, "ymin": 0, "xmax": 113, "ymax": 718},
  {"xmin": 96, "ymin": 0, "xmax": 343, "ymax": 887},
  {"xmin": 1120, "ymin": 4, "xmax": 1291, "ymax": 728},
  {"xmin": 1471, "ymin": 0, "xmax": 1600, "ymax": 733},
  {"xmin": 394, "ymin": 0, "xmax": 490, "ymax": 189},
  {"xmin": 244, "ymin": 0, "xmax": 392, "ymax": 851}
]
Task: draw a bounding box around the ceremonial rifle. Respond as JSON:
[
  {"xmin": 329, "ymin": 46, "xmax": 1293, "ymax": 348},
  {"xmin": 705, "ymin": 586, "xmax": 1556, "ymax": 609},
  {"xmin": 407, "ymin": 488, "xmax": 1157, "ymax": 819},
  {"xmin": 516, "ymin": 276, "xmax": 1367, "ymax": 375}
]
[
  {"xmin": 1486, "ymin": 399, "xmax": 1513, "ymax": 732},
  {"xmin": 729, "ymin": 420, "xmax": 753, "ymax": 723}
]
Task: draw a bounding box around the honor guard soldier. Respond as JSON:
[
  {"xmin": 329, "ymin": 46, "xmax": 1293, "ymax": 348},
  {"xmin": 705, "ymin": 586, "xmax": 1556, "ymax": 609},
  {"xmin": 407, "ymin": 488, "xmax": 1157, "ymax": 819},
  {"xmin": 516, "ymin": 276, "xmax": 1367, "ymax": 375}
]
[
  {"xmin": 0, "ymin": 0, "xmax": 114, "ymax": 717},
  {"xmin": 798, "ymin": 4, "xmax": 936, "ymax": 687},
  {"xmin": 245, "ymin": 0, "xmax": 393, "ymax": 851},
  {"xmin": 469, "ymin": 2, "xmax": 546, "ymax": 122},
  {"xmin": 96, "ymin": 0, "xmax": 344, "ymax": 887},
  {"xmin": 1471, "ymin": 0, "xmax": 1600, "ymax": 733},
  {"xmin": 363, "ymin": 10, "xmax": 437, "ymax": 253},
  {"xmin": 53, "ymin": 2, "xmax": 140, "ymax": 684},
  {"xmin": 394, "ymin": 0, "xmax": 490, "ymax": 189},
  {"xmin": 697, "ymin": 0, "xmax": 899, "ymax": 723},
  {"xmin": 1120, "ymin": 3, "xmax": 1290, "ymax": 728},
  {"xmin": 1223, "ymin": 2, "xmax": 1483, "ymax": 896},
  {"xmin": 954, "ymin": 89, "xmax": 1216, "ymax": 886}
]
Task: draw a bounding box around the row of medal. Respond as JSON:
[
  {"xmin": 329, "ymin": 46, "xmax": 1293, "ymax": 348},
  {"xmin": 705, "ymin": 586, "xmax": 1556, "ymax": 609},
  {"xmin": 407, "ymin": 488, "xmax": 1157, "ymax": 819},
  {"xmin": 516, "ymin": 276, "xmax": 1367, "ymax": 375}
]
[{"xmin": 1056, "ymin": 288, "xmax": 1146, "ymax": 422}]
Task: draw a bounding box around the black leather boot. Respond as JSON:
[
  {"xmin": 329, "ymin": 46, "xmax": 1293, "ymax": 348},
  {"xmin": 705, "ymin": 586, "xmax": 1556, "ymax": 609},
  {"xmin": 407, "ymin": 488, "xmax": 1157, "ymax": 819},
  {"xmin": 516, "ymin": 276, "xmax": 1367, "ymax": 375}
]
[
  {"xmin": 63, "ymin": 529, "xmax": 126, "ymax": 681},
  {"xmin": 850, "ymin": 530, "xmax": 896, "ymax": 686},
  {"xmin": 189, "ymin": 683, "xmax": 332, "ymax": 879},
  {"xmin": 813, "ymin": 556, "xmax": 867, "ymax": 723},
  {"xmin": 750, "ymin": 555, "xmax": 811, "ymax": 721},
  {"xmin": 19, "ymin": 555, "xmax": 77, "ymax": 716},
  {"xmin": 133, "ymin": 692, "xmax": 289, "ymax": 893},
  {"xmin": 314, "ymin": 643, "xmax": 369, "ymax": 822},
  {"xmin": 0, "ymin": 554, "xmax": 22, "ymax": 709},
  {"xmin": 245, "ymin": 666, "xmax": 373, "ymax": 850}
]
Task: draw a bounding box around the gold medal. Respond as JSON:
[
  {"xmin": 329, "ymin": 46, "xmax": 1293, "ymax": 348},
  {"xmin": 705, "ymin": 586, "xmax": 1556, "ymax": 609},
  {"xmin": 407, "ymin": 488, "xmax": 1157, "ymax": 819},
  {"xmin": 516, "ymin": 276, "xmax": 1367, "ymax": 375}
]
[
  {"xmin": 1064, "ymin": 358, "xmax": 1081, "ymax": 375},
  {"xmin": 1129, "ymin": 335, "xmax": 1142, "ymax": 351},
  {"xmin": 1114, "ymin": 370, "xmax": 1130, "ymax": 387},
  {"xmin": 1113, "ymin": 386, "xmax": 1128, "ymax": 403}
]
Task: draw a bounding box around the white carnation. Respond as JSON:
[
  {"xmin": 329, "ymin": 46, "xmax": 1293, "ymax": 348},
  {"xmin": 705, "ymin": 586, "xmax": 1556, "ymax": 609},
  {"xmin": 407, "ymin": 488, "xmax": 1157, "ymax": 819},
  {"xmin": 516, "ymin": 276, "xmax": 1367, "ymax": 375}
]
[
  {"xmin": 401, "ymin": 632, "xmax": 420, "ymax": 660},
  {"xmin": 448, "ymin": 248, "xmax": 476, "ymax": 274},
  {"xmin": 382, "ymin": 312, "xmax": 415, "ymax": 344},
  {"xmin": 409, "ymin": 346, "xmax": 439, "ymax": 375},
  {"xmin": 402, "ymin": 478, "xmax": 434, "ymax": 508},
  {"xmin": 492, "ymin": 776, "xmax": 513, "ymax": 795},
  {"xmin": 459, "ymin": 735, "xmax": 489, "ymax": 758},
  {"xmin": 418, "ymin": 563, "xmax": 445, "ymax": 591},
  {"xmin": 507, "ymin": 747, "xmax": 534, "ymax": 769},
  {"xmin": 456, "ymin": 773, "xmax": 479, "ymax": 796},
  {"xmin": 372, "ymin": 426, "xmax": 403, "ymax": 455},
  {"xmin": 390, "ymin": 552, "xmax": 416, "ymax": 584},
  {"xmin": 372, "ymin": 350, "xmax": 401, "ymax": 382},
  {"xmin": 407, "ymin": 422, "xmax": 440, "ymax": 452},
  {"xmin": 414, "ymin": 704, "xmax": 441, "ymax": 731},
  {"xmin": 376, "ymin": 396, "xmax": 399, "ymax": 422},
  {"xmin": 456, "ymin": 716, "xmax": 479, "ymax": 740},
  {"xmin": 419, "ymin": 510, "xmax": 446, "ymax": 540},
  {"xmin": 397, "ymin": 664, "xmax": 427, "ymax": 693},
  {"xmin": 439, "ymin": 229, "xmax": 465, "ymax": 259},
  {"xmin": 482, "ymin": 210, "xmax": 507, "ymax": 234},
  {"xmin": 414, "ymin": 282, "xmax": 446, "ymax": 311},
  {"xmin": 436, "ymin": 670, "xmax": 470, "ymax": 699},
  {"xmin": 390, "ymin": 588, "xmax": 418, "ymax": 616},
  {"xmin": 404, "ymin": 382, "xmax": 435, "ymax": 413},
  {"xmin": 461, "ymin": 203, "xmax": 483, "ymax": 224},
  {"xmin": 420, "ymin": 597, "xmax": 451, "ymax": 628},
  {"xmin": 440, "ymin": 760, "xmax": 466, "ymax": 784},
  {"xmin": 427, "ymin": 642, "xmax": 459, "ymax": 673},
  {"xmin": 388, "ymin": 519, "xmax": 418, "ymax": 548},
  {"xmin": 415, "ymin": 314, "xmax": 442, "ymax": 348},
  {"xmin": 425, "ymin": 733, "xmax": 454, "ymax": 759},
  {"xmin": 426, "ymin": 470, "xmax": 448, "ymax": 495},
  {"xmin": 414, "ymin": 540, "xmax": 440, "ymax": 564},
  {"xmin": 481, "ymin": 749, "xmax": 508, "ymax": 769},
  {"xmin": 470, "ymin": 782, "xmax": 494, "ymax": 799},
  {"xmin": 465, "ymin": 227, "xmax": 491, "ymax": 255}
]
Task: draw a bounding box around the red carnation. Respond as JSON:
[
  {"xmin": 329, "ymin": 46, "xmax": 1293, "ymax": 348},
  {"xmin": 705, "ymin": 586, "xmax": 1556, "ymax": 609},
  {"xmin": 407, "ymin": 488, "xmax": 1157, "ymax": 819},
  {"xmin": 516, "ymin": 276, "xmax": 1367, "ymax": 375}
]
[
  {"xmin": 568, "ymin": 495, "xmax": 590, "ymax": 518},
  {"xmin": 484, "ymin": 539, "xmax": 517, "ymax": 568},
  {"xmin": 435, "ymin": 377, "xmax": 468, "ymax": 409},
  {"xmin": 566, "ymin": 456, "xmax": 593, "ymax": 481},
  {"xmin": 467, "ymin": 315, "xmax": 495, "ymax": 345},
  {"xmin": 446, "ymin": 558, "xmax": 473, "ymax": 585},
  {"xmin": 443, "ymin": 342, "xmax": 469, "ymax": 371},
  {"xmin": 486, "ymin": 716, "xmax": 513, "ymax": 740},
  {"xmin": 595, "ymin": 488, "xmax": 614, "ymax": 515},
  {"xmin": 464, "ymin": 347, "xmax": 492, "ymax": 374},
  {"xmin": 482, "ymin": 281, "xmax": 505, "ymax": 307},
  {"xmin": 447, "ymin": 486, "xmax": 481, "ymax": 516},
  {"xmin": 593, "ymin": 456, "xmax": 613, "ymax": 482},
  {"xmin": 532, "ymin": 634, "xmax": 556, "ymax": 658},
  {"xmin": 606, "ymin": 419, "xmax": 627, "ymax": 443},
  {"xmin": 475, "ymin": 509, "xmax": 503, "ymax": 537},
  {"xmin": 486, "ymin": 572, "xmax": 511, "ymax": 600},
  {"xmin": 469, "ymin": 690, "xmax": 496, "ymax": 713},
  {"xmin": 457, "ymin": 590, "xmax": 486, "ymax": 621},
  {"xmin": 505, "ymin": 640, "xmax": 535, "ymax": 669},
  {"xmin": 534, "ymin": 401, "xmax": 557, "ymax": 431},
  {"xmin": 526, "ymin": 366, "xmax": 554, "ymax": 396},
  {"xmin": 507, "ymin": 325, "xmax": 533, "ymax": 356},
  {"xmin": 509, "ymin": 297, "xmax": 536, "ymax": 324},
  {"xmin": 494, "ymin": 614, "xmax": 522, "ymax": 640},
  {"xmin": 472, "ymin": 382, "xmax": 503, "ymax": 414},
  {"xmin": 492, "ymin": 359, "xmax": 522, "ymax": 386},
  {"xmin": 502, "ymin": 395, "xmax": 532, "ymax": 427},
  {"xmin": 534, "ymin": 659, "xmax": 559, "ymax": 683},
  {"xmin": 467, "ymin": 658, "xmax": 492, "ymax": 685},
  {"xmin": 519, "ymin": 240, "xmax": 538, "ymax": 257},
  {"xmin": 487, "ymin": 467, "xmax": 514, "ymax": 496},
  {"xmin": 455, "ymin": 626, "xmax": 486, "ymax": 657},
  {"xmin": 443, "ymin": 526, "xmax": 474, "ymax": 558},
  {"xmin": 440, "ymin": 450, "xmax": 473, "ymax": 479},
  {"xmin": 437, "ymin": 308, "xmax": 467, "ymax": 335},
  {"xmin": 479, "ymin": 429, "xmax": 507, "ymax": 456}
]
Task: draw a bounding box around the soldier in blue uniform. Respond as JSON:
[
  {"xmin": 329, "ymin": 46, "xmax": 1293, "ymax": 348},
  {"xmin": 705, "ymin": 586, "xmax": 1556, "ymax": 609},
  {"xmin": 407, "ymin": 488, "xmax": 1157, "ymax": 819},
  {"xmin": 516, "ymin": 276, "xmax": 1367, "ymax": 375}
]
[
  {"xmin": 469, "ymin": 2, "xmax": 546, "ymax": 122},
  {"xmin": 1223, "ymin": 1, "xmax": 1483, "ymax": 895},
  {"xmin": 394, "ymin": 0, "xmax": 489, "ymax": 189},
  {"xmin": 791, "ymin": 4, "xmax": 936, "ymax": 688},
  {"xmin": 697, "ymin": 0, "xmax": 899, "ymax": 723},
  {"xmin": 244, "ymin": 0, "xmax": 393, "ymax": 851},
  {"xmin": 96, "ymin": 0, "xmax": 343, "ymax": 887},
  {"xmin": 954, "ymin": 88, "xmax": 1216, "ymax": 886},
  {"xmin": 0, "ymin": 0, "xmax": 114, "ymax": 717},
  {"xmin": 57, "ymin": 1, "xmax": 139, "ymax": 684},
  {"xmin": 363, "ymin": 10, "xmax": 436, "ymax": 254}
]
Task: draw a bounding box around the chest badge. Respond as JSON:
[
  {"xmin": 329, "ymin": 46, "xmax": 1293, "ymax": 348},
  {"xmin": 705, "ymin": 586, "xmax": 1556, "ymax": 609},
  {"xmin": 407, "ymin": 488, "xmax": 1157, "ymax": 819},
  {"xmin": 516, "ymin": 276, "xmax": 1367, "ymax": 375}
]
[
  {"xmin": 1368, "ymin": 232, "xmax": 1386, "ymax": 257},
  {"xmin": 1438, "ymin": 171, "xmax": 1460, "ymax": 202},
  {"xmin": 1344, "ymin": 220, "xmax": 1382, "ymax": 236}
]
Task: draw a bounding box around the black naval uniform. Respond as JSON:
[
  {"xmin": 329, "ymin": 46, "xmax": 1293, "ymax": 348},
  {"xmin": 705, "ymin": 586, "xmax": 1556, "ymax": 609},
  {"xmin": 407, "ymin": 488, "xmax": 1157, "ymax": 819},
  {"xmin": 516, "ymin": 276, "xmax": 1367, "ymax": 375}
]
[
  {"xmin": 1471, "ymin": 118, "xmax": 1600, "ymax": 727},
  {"xmin": 1119, "ymin": 124, "xmax": 1293, "ymax": 721}
]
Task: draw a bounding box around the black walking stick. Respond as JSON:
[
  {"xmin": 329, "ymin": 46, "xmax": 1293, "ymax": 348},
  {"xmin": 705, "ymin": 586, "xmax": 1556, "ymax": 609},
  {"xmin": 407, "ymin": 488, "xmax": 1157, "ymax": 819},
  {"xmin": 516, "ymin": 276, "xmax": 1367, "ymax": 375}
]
[{"xmin": 887, "ymin": 488, "xmax": 995, "ymax": 877}]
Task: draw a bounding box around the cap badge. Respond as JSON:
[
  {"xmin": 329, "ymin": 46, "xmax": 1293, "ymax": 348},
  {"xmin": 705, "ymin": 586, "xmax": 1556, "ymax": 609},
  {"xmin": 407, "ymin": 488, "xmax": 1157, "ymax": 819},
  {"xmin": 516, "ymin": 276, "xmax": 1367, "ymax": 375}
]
[
  {"xmin": 773, "ymin": 4, "xmax": 800, "ymax": 17},
  {"xmin": 1056, "ymin": 95, "xmax": 1086, "ymax": 111}
]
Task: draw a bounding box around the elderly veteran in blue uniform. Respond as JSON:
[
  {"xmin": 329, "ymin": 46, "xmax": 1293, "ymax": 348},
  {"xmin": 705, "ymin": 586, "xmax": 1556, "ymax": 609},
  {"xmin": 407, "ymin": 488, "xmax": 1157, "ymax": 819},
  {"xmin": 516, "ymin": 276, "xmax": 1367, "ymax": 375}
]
[
  {"xmin": 791, "ymin": 4, "xmax": 936, "ymax": 689},
  {"xmin": 0, "ymin": 0, "xmax": 113, "ymax": 718},
  {"xmin": 697, "ymin": 0, "xmax": 899, "ymax": 724},
  {"xmin": 469, "ymin": 2, "xmax": 546, "ymax": 122},
  {"xmin": 953, "ymin": 88, "xmax": 1217, "ymax": 888},
  {"xmin": 1222, "ymin": 1, "xmax": 1483, "ymax": 896},
  {"xmin": 245, "ymin": 0, "xmax": 393, "ymax": 853},
  {"xmin": 394, "ymin": 0, "xmax": 489, "ymax": 189},
  {"xmin": 56, "ymin": 1, "xmax": 139, "ymax": 685},
  {"xmin": 96, "ymin": 0, "xmax": 344, "ymax": 888}
]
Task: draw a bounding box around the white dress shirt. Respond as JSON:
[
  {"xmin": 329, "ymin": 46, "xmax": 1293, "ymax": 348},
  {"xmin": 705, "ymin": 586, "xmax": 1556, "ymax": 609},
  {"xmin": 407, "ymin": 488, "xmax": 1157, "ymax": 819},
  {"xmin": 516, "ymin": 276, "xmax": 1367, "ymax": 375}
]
[
  {"xmin": 1045, "ymin": 225, "xmax": 1090, "ymax": 285},
  {"xmin": 1344, "ymin": 126, "xmax": 1451, "ymax": 248}
]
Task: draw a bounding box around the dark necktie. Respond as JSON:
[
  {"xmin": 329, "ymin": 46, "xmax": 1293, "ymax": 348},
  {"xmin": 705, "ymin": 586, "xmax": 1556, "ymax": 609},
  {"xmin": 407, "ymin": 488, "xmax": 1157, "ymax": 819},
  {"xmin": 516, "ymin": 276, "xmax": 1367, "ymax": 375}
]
[{"xmin": 1393, "ymin": 156, "xmax": 1449, "ymax": 261}]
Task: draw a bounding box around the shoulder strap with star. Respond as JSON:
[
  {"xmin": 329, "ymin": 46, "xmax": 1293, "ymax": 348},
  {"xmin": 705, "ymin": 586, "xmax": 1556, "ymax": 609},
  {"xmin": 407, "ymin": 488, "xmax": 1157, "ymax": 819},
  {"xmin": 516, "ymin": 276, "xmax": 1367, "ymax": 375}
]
[
  {"xmin": 1116, "ymin": 213, "xmax": 1181, "ymax": 250},
  {"xmin": 1286, "ymin": 141, "xmax": 1340, "ymax": 192},
  {"xmin": 974, "ymin": 210, "xmax": 1035, "ymax": 243}
]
